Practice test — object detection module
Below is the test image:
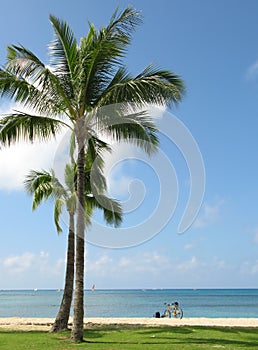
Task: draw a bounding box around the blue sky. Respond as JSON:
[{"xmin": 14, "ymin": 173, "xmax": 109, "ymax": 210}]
[{"xmin": 1, "ymin": 0, "xmax": 258, "ymax": 289}]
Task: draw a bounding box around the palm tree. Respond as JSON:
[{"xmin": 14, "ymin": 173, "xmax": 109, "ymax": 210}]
[
  {"xmin": 24, "ymin": 140, "xmax": 122, "ymax": 332},
  {"xmin": 0, "ymin": 7, "xmax": 185, "ymax": 341}
]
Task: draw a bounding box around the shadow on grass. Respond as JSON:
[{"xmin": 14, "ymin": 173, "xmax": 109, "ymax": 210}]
[
  {"xmin": 206, "ymin": 326, "xmax": 258, "ymax": 335},
  {"xmin": 179, "ymin": 335, "xmax": 258, "ymax": 348},
  {"xmin": 1, "ymin": 327, "xmax": 258, "ymax": 349},
  {"xmin": 81, "ymin": 326, "xmax": 258, "ymax": 348},
  {"xmin": 138, "ymin": 326, "xmax": 194, "ymax": 335}
]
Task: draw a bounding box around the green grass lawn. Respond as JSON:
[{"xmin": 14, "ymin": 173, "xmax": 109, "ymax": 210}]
[{"xmin": 0, "ymin": 325, "xmax": 258, "ymax": 349}]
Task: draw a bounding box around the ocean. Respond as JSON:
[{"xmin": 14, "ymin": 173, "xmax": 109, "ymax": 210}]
[{"xmin": 0, "ymin": 289, "xmax": 257, "ymax": 318}]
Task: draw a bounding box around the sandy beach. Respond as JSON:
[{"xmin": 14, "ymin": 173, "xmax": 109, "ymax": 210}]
[{"xmin": 0, "ymin": 317, "xmax": 258, "ymax": 331}]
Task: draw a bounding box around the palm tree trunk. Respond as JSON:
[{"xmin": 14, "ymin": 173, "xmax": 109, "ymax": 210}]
[
  {"xmin": 71, "ymin": 140, "xmax": 85, "ymax": 342},
  {"xmin": 50, "ymin": 212, "xmax": 75, "ymax": 332}
]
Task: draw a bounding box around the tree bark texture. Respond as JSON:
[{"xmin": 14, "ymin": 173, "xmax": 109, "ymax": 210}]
[
  {"xmin": 71, "ymin": 141, "xmax": 85, "ymax": 342},
  {"xmin": 51, "ymin": 212, "xmax": 75, "ymax": 332}
]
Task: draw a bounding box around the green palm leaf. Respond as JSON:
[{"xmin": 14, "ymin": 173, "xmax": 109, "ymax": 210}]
[
  {"xmin": 24, "ymin": 170, "xmax": 53, "ymax": 210},
  {"xmin": 0, "ymin": 112, "xmax": 68, "ymax": 145},
  {"xmin": 97, "ymin": 64, "xmax": 185, "ymax": 107},
  {"xmin": 77, "ymin": 6, "xmax": 141, "ymax": 112},
  {"xmin": 3, "ymin": 46, "xmax": 69, "ymax": 113},
  {"xmin": 94, "ymin": 194, "xmax": 122, "ymax": 227},
  {"xmin": 24, "ymin": 169, "xmax": 67, "ymax": 210},
  {"xmin": 64, "ymin": 163, "xmax": 76, "ymax": 193},
  {"xmin": 6, "ymin": 45, "xmax": 48, "ymax": 82},
  {"xmin": 54, "ymin": 197, "xmax": 66, "ymax": 233},
  {"xmin": 49, "ymin": 15, "xmax": 78, "ymax": 79},
  {"xmin": 0, "ymin": 69, "xmax": 75, "ymax": 121},
  {"xmin": 93, "ymin": 107, "xmax": 159, "ymax": 154}
]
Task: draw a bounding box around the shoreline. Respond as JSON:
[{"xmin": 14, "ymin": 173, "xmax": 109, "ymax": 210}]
[{"xmin": 0, "ymin": 317, "xmax": 258, "ymax": 331}]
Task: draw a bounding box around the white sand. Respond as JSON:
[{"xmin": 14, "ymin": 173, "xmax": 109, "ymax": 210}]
[{"xmin": 0, "ymin": 317, "xmax": 258, "ymax": 331}]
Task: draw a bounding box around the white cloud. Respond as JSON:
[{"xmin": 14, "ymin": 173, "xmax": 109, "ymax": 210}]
[
  {"xmin": 89, "ymin": 254, "xmax": 113, "ymax": 271},
  {"xmin": 3, "ymin": 252, "xmax": 35, "ymax": 273},
  {"xmin": 1, "ymin": 248, "xmax": 247, "ymax": 289},
  {"xmin": 0, "ymin": 251, "xmax": 66, "ymax": 288},
  {"xmin": 177, "ymin": 256, "xmax": 199, "ymax": 272},
  {"xmin": 176, "ymin": 256, "xmax": 227, "ymax": 274},
  {"xmin": 88, "ymin": 251, "xmax": 170, "ymax": 277},
  {"xmin": 132, "ymin": 252, "xmax": 170, "ymax": 273},
  {"xmin": 118, "ymin": 256, "xmax": 131, "ymax": 267},
  {"xmin": 0, "ymin": 103, "xmax": 69, "ymax": 191},
  {"xmin": 0, "ymin": 137, "xmax": 67, "ymax": 190},
  {"xmin": 85, "ymin": 250, "xmax": 234, "ymax": 289},
  {"xmin": 193, "ymin": 200, "xmax": 223, "ymax": 228},
  {"xmin": 240, "ymin": 260, "xmax": 258, "ymax": 275},
  {"xmin": 1, "ymin": 250, "xmax": 63, "ymax": 275},
  {"xmin": 184, "ymin": 243, "xmax": 193, "ymax": 250}
]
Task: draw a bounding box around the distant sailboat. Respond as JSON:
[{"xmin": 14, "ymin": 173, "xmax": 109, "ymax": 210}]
[{"xmin": 91, "ymin": 284, "xmax": 95, "ymax": 292}]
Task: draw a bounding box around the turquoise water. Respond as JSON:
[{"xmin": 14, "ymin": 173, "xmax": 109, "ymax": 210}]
[{"xmin": 0, "ymin": 289, "xmax": 257, "ymax": 318}]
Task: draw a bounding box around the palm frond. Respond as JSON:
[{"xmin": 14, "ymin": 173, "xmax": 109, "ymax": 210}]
[
  {"xmin": 0, "ymin": 68, "xmax": 62, "ymax": 116},
  {"xmin": 97, "ymin": 64, "xmax": 185, "ymax": 108},
  {"xmin": 50, "ymin": 170, "xmax": 68, "ymax": 199},
  {"xmin": 49, "ymin": 15, "xmax": 79, "ymax": 107},
  {"xmin": 24, "ymin": 170, "xmax": 53, "ymax": 210},
  {"xmin": 108, "ymin": 121, "xmax": 159, "ymax": 155},
  {"xmin": 54, "ymin": 198, "xmax": 66, "ymax": 233},
  {"xmin": 85, "ymin": 137, "xmax": 109, "ymax": 193},
  {"xmin": 4, "ymin": 45, "xmax": 71, "ymax": 114},
  {"xmin": 76, "ymin": 6, "xmax": 141, "ymax": 112},
  {"xmin": 69, "ymin": 131, "xmax": 76, "ymax": 163},
  {"xmin": 2, "ymin": 43, "xmax": 77, "ymax": 117},
  {"xmin": 64, "ymin": 163, "xmax": 76, "ymax": 193},
  {"xmin": 86, "ymin": 134, "xmax": 111, "ymax": 167},
  {"xmin": 105, "ymin": 6, "xmax": 142, "ymax": 53},
  {"xmin": 77, "ymin": 28, "xmax": 118, "ymax": 112},
  {"xmin": 24, "ymin": 169, "xmax": 67, "ymax": 209},
  {"xmin": 94, "ymin": 107, "xmax": 159, "ymax": 154},
  {"xmin": 93, "ymin": 194, "xmax": 122, "ymax": 227},
  {"xmin": 6, "ymin": 45, "xmax": 49, "ymax": 84},
  {"xmin": 84, "ymin": 200, "xmax": 94, "ymax": 227},
  {"xmin": 86, "ymin": 161, "xmax": 107, "ymax": 194},
  {"xmin": 0, "ymin": 112, "xmax": 68, "ymax": 145},
  {"xmin": 49, "ymin": 15, "xmax": 78, "ymax": 79}
]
